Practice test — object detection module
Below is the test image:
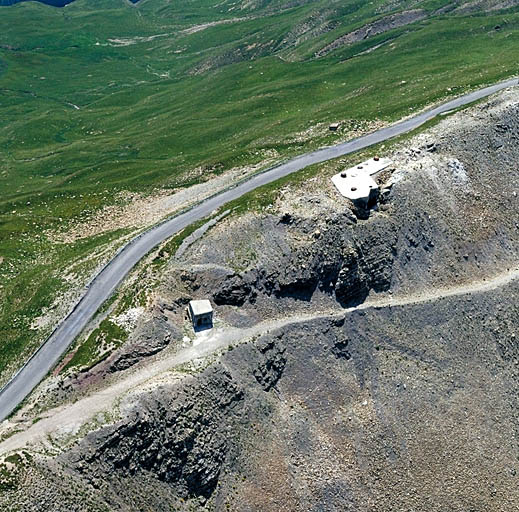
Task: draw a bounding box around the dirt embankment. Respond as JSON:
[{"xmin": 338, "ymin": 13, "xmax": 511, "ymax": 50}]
[
  {"xmin": 46, "ymin": 157, "xmax": 278, "ymax": 244},
  {"xmin": 454, "ymin": 0, "xmax": 519, "ymax": 14}
]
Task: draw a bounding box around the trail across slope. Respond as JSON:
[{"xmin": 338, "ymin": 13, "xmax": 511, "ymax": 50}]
[
  {"xmin": 1, "ymin": 264, "xmax": 518, "ymax": 456},
  {"xmin": 0, "ymin": 77, "xmax": 516, "ymax": 423}
]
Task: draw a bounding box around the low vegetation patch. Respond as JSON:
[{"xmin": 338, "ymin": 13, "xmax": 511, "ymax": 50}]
[{"xmin": 64, "ymin": 318, "xmax": 129, "ymax": 372}]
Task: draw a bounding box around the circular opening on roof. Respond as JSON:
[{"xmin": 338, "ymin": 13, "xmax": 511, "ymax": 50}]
[
  {"xmin": 374, "ymin": 156, "xmax": 380, "ymax": 161},
  {"xmin": 357, "ymin": 165, "xmax": 363, "ymax": 169},
  {"xmin": 341, "ymin": 172, "xmax": 347, "ymax": 178},
  {"xmin": 351, "ymin": 187, "xmax": 357, "ymax": 191}
]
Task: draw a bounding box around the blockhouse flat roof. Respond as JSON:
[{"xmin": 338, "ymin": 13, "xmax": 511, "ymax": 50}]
[
  {"xmin": 189, "ymin": 299, "xmax": 213, "ymax": 316},
  {"xmin": 331, "ymin": 157, "xmax": 391, "ymax": 201}
]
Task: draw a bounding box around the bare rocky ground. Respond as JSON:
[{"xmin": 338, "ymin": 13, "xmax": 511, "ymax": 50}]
[
  {"xmin": 0, "ymin": 87, "xmax": 519, "ymax": 510},
  {"xmin": 315, "ymin": 9, "xmax": 428, "ymax": 58}
]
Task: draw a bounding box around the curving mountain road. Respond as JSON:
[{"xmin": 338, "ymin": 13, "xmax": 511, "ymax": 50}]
[{"xmin": 0, "ymin": 77, "xmax": 517, "ymax": 422}]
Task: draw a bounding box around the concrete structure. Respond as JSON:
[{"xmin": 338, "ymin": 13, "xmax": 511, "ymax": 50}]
[
  {"xmin": 329, "ymin": 122, "xmax": 341, "ymax": 131},
  {"xmin": 188, "ymin": 300, "xmax": 214, "ymax": 329},
  {"xmin": 331, "ymin": 157, "xmax": 391, "ymax": 208}
]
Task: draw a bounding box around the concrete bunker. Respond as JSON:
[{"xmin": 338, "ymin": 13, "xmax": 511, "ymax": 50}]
[
  {"xmin": 331, "ymin": 157, "xmax": 391, "ymax": 209},
  {"xmin": 188, "ymin": 300, "xmax": 214, "ymax": 330}
]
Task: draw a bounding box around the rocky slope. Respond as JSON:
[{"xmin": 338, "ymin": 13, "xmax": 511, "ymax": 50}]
[
  {"xmin": 0, "ymin": 87, "xmax": 518, "ymax": 510},
  {"xmin": 164, "ymin": 87, "xmax": 519, "ymax": 320},
  {"xmin": 3, "ymin": 279, "xmax": 519, "ymax": 511}
]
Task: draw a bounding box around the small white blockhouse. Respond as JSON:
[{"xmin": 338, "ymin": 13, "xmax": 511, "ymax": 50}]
[
  {"xmin": 331, "ymin": 157, "xmax": 391, "ymax": 208},
  {"xmin": 188, "ymin": 300, "xmax": 214, "ymax": 329}
]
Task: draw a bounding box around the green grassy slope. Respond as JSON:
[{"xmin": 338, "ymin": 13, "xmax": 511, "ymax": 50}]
[{"xmin": 0, "ymin": 0, "xmax": 518, "ymax": 379}]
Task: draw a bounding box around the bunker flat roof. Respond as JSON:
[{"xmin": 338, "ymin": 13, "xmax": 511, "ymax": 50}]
[
  {"xmin": 189, "ymin": 299, "xmax": 213, "ymax": 316},
  {"xmin": 349, "ymin": 157, "xmax": 392, "ymax": 176},
  {"xmin": 331, "ymin": 157, "xmax": 391, "ymax": 202},
  {"xmin": 332, "ymin": 172, "xmax": 378, "ymax": 201}
]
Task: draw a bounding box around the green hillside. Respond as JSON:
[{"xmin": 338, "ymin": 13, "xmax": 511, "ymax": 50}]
[{"xmin": 0, "ymin": 0, "xmax": 518, "ymax": 380}]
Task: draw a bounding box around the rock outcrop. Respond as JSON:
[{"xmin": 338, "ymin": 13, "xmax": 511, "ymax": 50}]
[{"xmin": 170, "ymin": 88, "xmax": 519, "ymax": 316}]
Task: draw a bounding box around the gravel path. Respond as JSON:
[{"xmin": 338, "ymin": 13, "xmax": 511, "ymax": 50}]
[{"xmin": 0, "ymin": 264, "xmax": 518, "ymax": 456}]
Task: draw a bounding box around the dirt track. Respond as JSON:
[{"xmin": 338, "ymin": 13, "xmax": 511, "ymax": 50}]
[{"xmin": 1, "ymin": 263, "xmax": 517, "ymax": 457}]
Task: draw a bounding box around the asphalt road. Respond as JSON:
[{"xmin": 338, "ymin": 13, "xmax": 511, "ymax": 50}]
[{"xmin": 0, "ymin": 77, "xmax": 516, "ymax": 422}]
